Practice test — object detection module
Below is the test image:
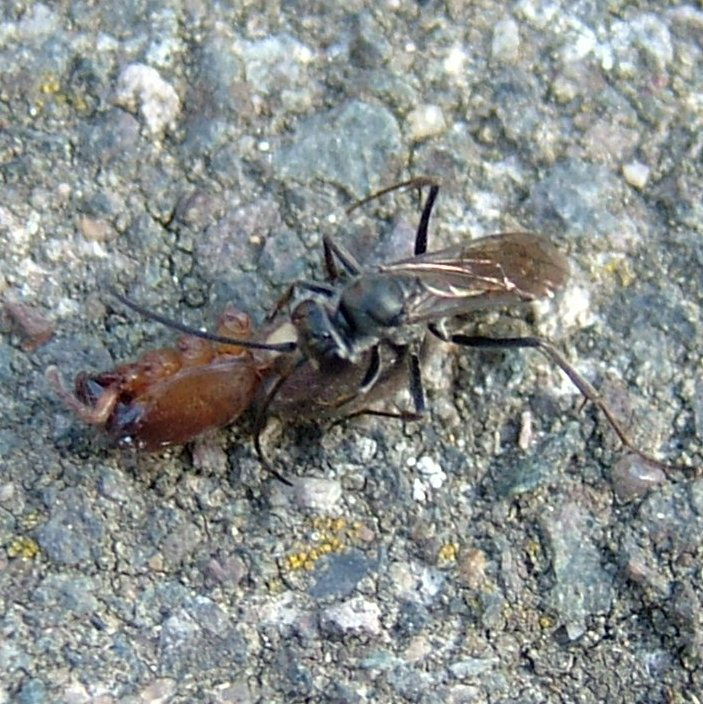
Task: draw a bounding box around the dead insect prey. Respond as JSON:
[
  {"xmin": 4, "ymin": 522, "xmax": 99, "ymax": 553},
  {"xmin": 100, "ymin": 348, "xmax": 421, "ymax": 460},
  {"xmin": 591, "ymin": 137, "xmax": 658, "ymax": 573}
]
[{"xmin": 46, "ymin": 305, "xmax": 268, "ymax": 451}]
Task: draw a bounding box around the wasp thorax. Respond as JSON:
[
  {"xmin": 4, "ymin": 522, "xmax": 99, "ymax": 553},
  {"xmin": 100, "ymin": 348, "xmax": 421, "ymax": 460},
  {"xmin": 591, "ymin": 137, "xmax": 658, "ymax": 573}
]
[{"xmin": 338, "ymin": 274, "xmax": 407, "ymax": 335}]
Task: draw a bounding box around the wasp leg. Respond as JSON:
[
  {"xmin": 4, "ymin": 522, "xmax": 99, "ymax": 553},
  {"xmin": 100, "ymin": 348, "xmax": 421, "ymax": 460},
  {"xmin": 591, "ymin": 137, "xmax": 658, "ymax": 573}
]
[
  {"xmin": 414, "ymin": 184, "xmax": 440, "ymax": 256},
  {"xmin": 323, "ymin": 181, "xmax": 440, "ymax": 276},
  {"xmin": 343, "ymin": 177, "xmax": 440, "ymax": 256},
  {"xmin": 329, "ymin": 349, "xmax": 425, "ymax": 427},
  {"xmin": 252, "ymin": 357, "xmax": 311, "ymax": 485},
  {"xmin": 407, "ymin": 351, "xmax": 426, "ymax": 415},
  {"xmin": 321, "ymin": 346, "xmax": 383, "ymax": 410},
  {"xmin": 358, "ymin": 345, "xmax": 382, "ymax": 394},
  {"xmin": 322, "ymin": 234, "xmax": 363, "ymax": 279},
  {"xmin": 429, "ymin": 325, "xmax": 678, "ymax": 474}
]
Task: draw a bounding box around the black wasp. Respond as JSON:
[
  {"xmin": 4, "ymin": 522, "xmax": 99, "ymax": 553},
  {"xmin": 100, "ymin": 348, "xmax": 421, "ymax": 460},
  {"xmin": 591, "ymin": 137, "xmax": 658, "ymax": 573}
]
[{"xmin": 113, "ymin": 178, "xmax": 673, "ymax": 477}]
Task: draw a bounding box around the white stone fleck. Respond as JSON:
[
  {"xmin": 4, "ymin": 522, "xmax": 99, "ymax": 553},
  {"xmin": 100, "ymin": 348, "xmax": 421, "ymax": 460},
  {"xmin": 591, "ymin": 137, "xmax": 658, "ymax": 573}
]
[
  {"xmin": 518, "ymin": 410, "xmax": 533, "ymax": 450},
  {"xmin": 389, "ymin": 561, "xmax": 416, "ymax": 596},
  {"xmin": 115, "ymin": 63, "xmax": 181, "ymax": 135},
  {"xmin": 515, "ymin": 0, "xmax": 558, "ymax": 29},
  {"xmin": 629, "ymin": 13, "xmax": 673, "ymax": 69},
  {"xmin": 96, "ymin": 33, "xmax": 119, "ymax": 52},
  {"xmin": 138, "ymin": 678, "xmax": 176, "ymax": 704},
  {"xmin": 596, "ymin": 44, "xmax": 614, "ymax": 71},
  {"xmin": 556, "ymin": 284, "xmax": 594, "ymax": 331},
  {"xmin": 668, "ymin": 6, "xmax": 703, "ymax": 30},
  {"xmin": 239, "ymin": 34, "xmax": 312, "ymax": 90},
  {"xmin": 470, "ymin": 190, "xmax": 502, "ymax": 221},
  {"xmin": 418, "ymin": 565, "xmax": 445, "ymax": 600},
  {"xmin": 413, "ymin": 477, "xmax": 427, "ymax": 503},
  {"xmin": 622, "ymin": 160, "xmax": 650, "ymax": 189},
  {"xmin": 15, "ymin": 3, "xmax": 59, "ymax": 38},
  {"xmin": 323, "ymin": 597, "xmax": 381, "ymax": 636},
  {"xmin": 258, "ymin": 593, "xmax": 300, "ymax": 627},
  {"xmin": 293, "ymin": 478, "xmax": 342, "ymax": 511},
  {"xmin": 562, "ymin": 20, "xmax": 596, "ymax": 62},
  {"xmin": 416, "ymin": 456, "xmax": 446, "ymax": 489},
  {"xmin": 491, "ymin": 17, "xmax": 520, "ymax": 63},
  {"xmin": 443, "ymin": 45, "xmax": 467, "ymax": 75},
  {"xmin": 406, "ymin": 104, "xmax": 447, "ymax": 141},
  {"xmin": 357, "ymin": 436, "xmax": 378, "ymax": 463},
  {"xmin": 609, "ymin": 14, "xmax": 673, "ymax": 76}
]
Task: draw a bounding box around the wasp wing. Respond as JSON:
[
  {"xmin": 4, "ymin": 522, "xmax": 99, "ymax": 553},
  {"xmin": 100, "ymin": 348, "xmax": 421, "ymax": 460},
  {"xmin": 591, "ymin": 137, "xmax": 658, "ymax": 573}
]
[{"xmin": 379, "ymin": 232, "xmax": 570, "ymax": 323}]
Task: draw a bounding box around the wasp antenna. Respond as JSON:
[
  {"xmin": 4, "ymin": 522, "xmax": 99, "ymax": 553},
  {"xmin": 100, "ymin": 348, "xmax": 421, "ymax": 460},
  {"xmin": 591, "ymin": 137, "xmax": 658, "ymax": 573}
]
[
  {"xmin": 108, "ymin": 288, "xmax": 296, "ymax": 353},
  {"xmin": 346, "ymin": 176, "xmax": 439, "ymax": 215}
]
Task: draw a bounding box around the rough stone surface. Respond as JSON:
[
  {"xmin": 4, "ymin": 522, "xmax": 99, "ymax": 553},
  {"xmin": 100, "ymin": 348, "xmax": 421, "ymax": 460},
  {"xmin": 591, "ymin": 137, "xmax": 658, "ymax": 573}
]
[{"xmin": 1, "ymin": 2, "xmax": 701, "ymax": 702}]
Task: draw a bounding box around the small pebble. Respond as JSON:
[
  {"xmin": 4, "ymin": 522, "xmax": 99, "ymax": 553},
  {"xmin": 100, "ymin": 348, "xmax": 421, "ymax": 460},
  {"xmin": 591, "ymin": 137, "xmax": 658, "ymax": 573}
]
[
  {"xmin": 406, "ymin": 104, "xmax": 447, "ymax": 141},
  {"xmin": 622, "ymin": 160, "xmax": 650, "ymax": 189},
  {"xmin": 293, "ymin": 478, "xmax": 342, "ymax": 511},
  {"xmin": 4, "ymin": 299, "xmax": 55, "ymax": 351},
  {"xmin": 115, "ymin": 63, "xmax": 180, "ymax": 135},
  {"xmin": 322, "ymin": 597, "xmax": 381, "ymax": 636},
  {"xmin": 611, "ymin": 454, "xmax": 666, "ymax": 502},
  {"xmin": 491, "ymin": 17, "xmax": 520, "ymax": 63}
]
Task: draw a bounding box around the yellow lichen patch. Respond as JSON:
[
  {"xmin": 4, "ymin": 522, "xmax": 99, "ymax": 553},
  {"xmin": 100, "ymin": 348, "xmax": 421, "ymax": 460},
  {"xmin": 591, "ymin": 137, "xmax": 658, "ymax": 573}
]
[
  {"xmin": 285, "ymin": 540, "xmax": 343, "ymax": 572},
  {"xmin": 72, "ymin": 95, "xmax": 90, "ymax": 113},
  {"xmin": 285, "ymin": 549, "xmax": 319, "ymax": 571},
  {"xmin": 21, "ymin": 511, "xmax": 42, "ymax": 531},
  {"xmin": 286, "ymin": 552, "xmax": 307, "ymax": 571},
  {"xmin": 312, "ymin": 515, "xmax": 348, "ymax": 542},
  {"xmin": 438, "ymin": 541, "xmax": 459, "ymax": 565},
  {"xmin": 40, "ymin": 75, "xmax": 62, "ymax": 94},
  {"xmin": 266, "ymin": 577, "xmax": 286, "ymax": 594},
  {"xmin": 284, "ymin": 515, "xmax": 362, "ymax": 572},
  {"xmin": 601, "ymin": 256, "xmax": 636, "ymax": 287},
  {"xmin": 539, "ymin": 614, "xmax": 556, "ymax": 629},
  {"xmin": 7, "ymin": 536, "xmax": 40, "ymax": 559},
  {"xmin": 525, "ymin": 539, "xmax": 541, "ymax": 560}
]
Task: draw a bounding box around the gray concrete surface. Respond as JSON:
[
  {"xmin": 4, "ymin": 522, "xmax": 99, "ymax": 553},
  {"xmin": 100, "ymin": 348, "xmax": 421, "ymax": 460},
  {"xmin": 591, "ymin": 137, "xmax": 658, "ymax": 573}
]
[{"xmin": 1, "ymin": 1, "xmax": 702, "ymax": 702}]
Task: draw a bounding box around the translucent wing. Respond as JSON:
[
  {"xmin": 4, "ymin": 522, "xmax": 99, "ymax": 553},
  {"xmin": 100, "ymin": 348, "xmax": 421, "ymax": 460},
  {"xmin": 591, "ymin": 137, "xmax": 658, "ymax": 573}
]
[{"xmin": 380, "ymin": 232, "xmax": 570, "ymax": 323}]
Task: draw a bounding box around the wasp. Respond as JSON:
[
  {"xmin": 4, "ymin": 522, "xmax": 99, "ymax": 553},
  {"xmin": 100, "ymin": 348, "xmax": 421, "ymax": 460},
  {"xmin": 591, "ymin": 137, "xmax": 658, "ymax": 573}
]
[{"xmin": 109, "ymin": 178, "xmax": 673, "ymax": 477}]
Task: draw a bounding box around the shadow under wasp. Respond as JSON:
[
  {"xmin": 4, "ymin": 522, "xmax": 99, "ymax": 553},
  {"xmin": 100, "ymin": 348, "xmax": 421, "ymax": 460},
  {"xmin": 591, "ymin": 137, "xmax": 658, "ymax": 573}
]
[{"xmin": 109, "ymin": 177, "xmax": 675, "ymax": 480}]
